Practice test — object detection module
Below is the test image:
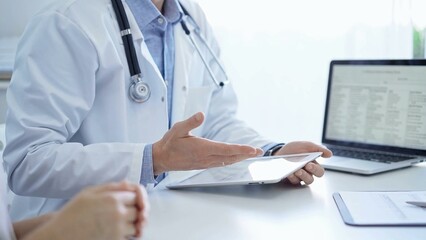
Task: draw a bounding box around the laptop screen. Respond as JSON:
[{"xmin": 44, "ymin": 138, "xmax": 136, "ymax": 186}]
[{"xmin": 322, "ymin": 60, "xmax": 426, "ymax": 155}]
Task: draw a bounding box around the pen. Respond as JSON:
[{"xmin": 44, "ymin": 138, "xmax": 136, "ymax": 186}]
[{"xmin": 406, "ymin": 201, "xmax": 426, "ymax": 207}]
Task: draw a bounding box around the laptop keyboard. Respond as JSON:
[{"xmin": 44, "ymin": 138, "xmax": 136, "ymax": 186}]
[{"xmin": 330, "ymin": 148, "xmax": 412, "ymax": 163}]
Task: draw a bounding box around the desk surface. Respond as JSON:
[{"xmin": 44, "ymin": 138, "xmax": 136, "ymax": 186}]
[{"xmin": 143, "ymin": 161, "xmax": 426, "ymax": 240}]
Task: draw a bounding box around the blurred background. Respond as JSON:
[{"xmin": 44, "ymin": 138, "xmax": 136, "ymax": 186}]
[{"xmin": 1, "ymin": 0, "xmax": 425, "ymax": 143}]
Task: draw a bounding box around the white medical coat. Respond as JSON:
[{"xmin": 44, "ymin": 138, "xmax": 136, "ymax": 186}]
[{"xmin": 3, "ymin": 0, "xmax": 271, "ymax": 220}]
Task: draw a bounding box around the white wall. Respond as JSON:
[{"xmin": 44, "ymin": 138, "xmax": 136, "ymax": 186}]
[
  {"xmin": 0, "ymin": 0, "xmax": 59, "ymax": 37},
  {"xmin": 0, "ymin": 0, "xmax": 59, "ymax": 123},
  {"xmin": 196, "ymin": 0, "xmax": 413, "ymax": 143},
  {"xmin": 0, "ymin": 83, "xmax": 8, "ymax": 123}
]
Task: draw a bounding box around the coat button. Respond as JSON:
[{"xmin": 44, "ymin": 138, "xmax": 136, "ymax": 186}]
[
  {"xmin": 161, "ymin": 97, "xmax": 165, "ymax": 102},
  {"xmin": 182, "ymin": 86, "xmax": 187, "ymax": 91}
]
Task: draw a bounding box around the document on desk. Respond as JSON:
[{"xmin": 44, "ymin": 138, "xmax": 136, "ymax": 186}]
[{"xmin": 333, "ymin": 191, "xmax": 426, "ymax": 226}]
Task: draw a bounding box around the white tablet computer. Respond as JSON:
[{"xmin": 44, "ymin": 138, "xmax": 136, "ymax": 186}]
[{"xmin": 166, "ymin": 152, "xmax": 322, "ymax": 189}]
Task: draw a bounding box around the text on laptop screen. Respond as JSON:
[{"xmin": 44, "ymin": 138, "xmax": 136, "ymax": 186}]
[{"xmin": 325, "ymin": 65, "xmax": 426, "ymax": 150}]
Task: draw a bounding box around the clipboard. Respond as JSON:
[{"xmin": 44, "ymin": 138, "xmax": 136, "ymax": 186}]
[{"xmin": 333, "ymin": 191, "xmax": 426, "ymax": 226}]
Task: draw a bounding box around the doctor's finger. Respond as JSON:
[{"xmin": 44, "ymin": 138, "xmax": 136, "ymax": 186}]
[
  {"xmin": 294, "ymin": 169, "xmax": 315, "ymax": 185},
  {"xmin": 201, "ymin": 141, "xmax": 262, "ymax": 156},
  {"xmin": 304, "ymin": 162, "xmax": 325, "ymax": 177},
  {"xmin": 173, "ymin": 112, "xmax": 204, "ymax": 136},
  {"xmin": 286, "ymin": 174, "xmax": 301, "ymax": 185},
  {"xmin": 204, "ymin": 153, "xmax": 260, "ymax": 168}
]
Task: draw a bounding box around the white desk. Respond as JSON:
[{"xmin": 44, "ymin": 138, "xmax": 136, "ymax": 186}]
[{"xmin": 143, "ymin": 162, "xmax": 426, "ymax": 240}]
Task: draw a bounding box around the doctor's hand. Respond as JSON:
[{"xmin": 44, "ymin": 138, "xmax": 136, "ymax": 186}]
[
  {"xmin": 273, "ymin": 141, "xmax": 332, "ymax": 185},
  {"xmin": 153, "ymin": 112, "xmax": 263, "ymax": 175},
  {"xmin": 30, "ymin": 182, "xmax": 149, "ymax": 240}
]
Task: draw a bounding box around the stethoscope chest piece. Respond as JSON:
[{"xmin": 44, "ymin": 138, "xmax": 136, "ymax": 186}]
[{"xmin": 129, "ymin": 76, "xmax": 151, "ymax": 103}]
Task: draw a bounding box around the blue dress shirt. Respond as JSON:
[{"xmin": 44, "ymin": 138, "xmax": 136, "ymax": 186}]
[{"xmin": 126, "ymin": 0, "xmax": 182, "ymax": 185}]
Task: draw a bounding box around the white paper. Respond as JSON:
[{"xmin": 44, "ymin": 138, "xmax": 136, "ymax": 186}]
[{"xmin": 339, "ymin": 191, "xmax": 426, "ymax": 224}]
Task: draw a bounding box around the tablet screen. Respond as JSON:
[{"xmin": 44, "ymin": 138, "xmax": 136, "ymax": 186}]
[{"xmin": 167, "ymin": 152, "xmax": 322, "ymax": 189}]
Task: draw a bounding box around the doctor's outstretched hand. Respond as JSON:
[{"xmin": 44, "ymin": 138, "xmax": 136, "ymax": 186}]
[
  {"xmin": 153, "ymin": 112, "xmax": 263, "ymax": 175},
  {"xmin": 273, "ymin": 141, "xmax": 333, "ymax": 185}
]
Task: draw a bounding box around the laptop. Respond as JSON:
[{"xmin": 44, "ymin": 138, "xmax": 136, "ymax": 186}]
[
  {"xmin": 320, "ymin": 59, "xmax": 426, "ymax": 175},
  {"xmin": 166, "ymin": 152, "xmax": 322, "ymax": 189}
]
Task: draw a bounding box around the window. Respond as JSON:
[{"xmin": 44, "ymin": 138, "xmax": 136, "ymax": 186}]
[{"xmin": 412, "ymin": 0, "xmax": 426, "ymax": 58}]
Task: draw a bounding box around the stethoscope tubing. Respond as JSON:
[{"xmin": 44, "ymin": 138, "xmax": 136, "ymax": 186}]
[
  {"xmin": 180, "ymin": 6, "xmax": 229, "ymax": 87},
  {"xmin": 111, "ymin": 0, "xmax": 229, "ymax": 103},
  {"xmin": 111, "ymin": 0, "xmax": 141, "ymax": 77},
  {"xmin": 184, "ymin": 21, "xmax": 224, "ymax": 87}
]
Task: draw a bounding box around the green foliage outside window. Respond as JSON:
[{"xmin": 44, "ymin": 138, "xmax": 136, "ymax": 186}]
[{"xmin": 413, "ymin": 27, "xmax": 425, "ymax": 58}]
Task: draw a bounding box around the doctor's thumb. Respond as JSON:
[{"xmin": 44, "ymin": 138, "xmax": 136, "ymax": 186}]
[{"xmin": 175, "ymin": 112, "xmax": 205, "ymax": 135}]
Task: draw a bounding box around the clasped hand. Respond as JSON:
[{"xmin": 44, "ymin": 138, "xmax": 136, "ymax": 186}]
[{"xmin": 47, "ymin": 182, "xmax": 149, "ymax": 240}]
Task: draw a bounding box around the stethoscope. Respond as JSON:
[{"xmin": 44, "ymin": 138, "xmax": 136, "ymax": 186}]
[{"xmin": 111, "ymin": 0, "xmax": 229, "ymax": 103}]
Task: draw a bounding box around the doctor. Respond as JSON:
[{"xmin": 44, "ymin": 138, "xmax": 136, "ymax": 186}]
[{"xmin": 3, "ymin": 0, "xmax": 332, "ymax": 220}]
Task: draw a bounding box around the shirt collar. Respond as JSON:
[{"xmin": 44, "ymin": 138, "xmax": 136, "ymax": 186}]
[
  {"xmin": 128, "ymin": 0, "xmax": 183, "ymax": 30},
  {"xmin": 163, "ymin": 0, "xmax": 183, "ymax": 24}
]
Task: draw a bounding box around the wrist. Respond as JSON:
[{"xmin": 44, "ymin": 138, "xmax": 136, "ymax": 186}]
[
  {"xmin": 21, "ymin": 212, "xmax": 62, "ymax": 240},
  {"xmin": 152, "ymin": 142, "xmax": 165, "ymax": 175},
  {"xmin": 265, "ymin": 144, "xmax": 284, "ymax": 156}
]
